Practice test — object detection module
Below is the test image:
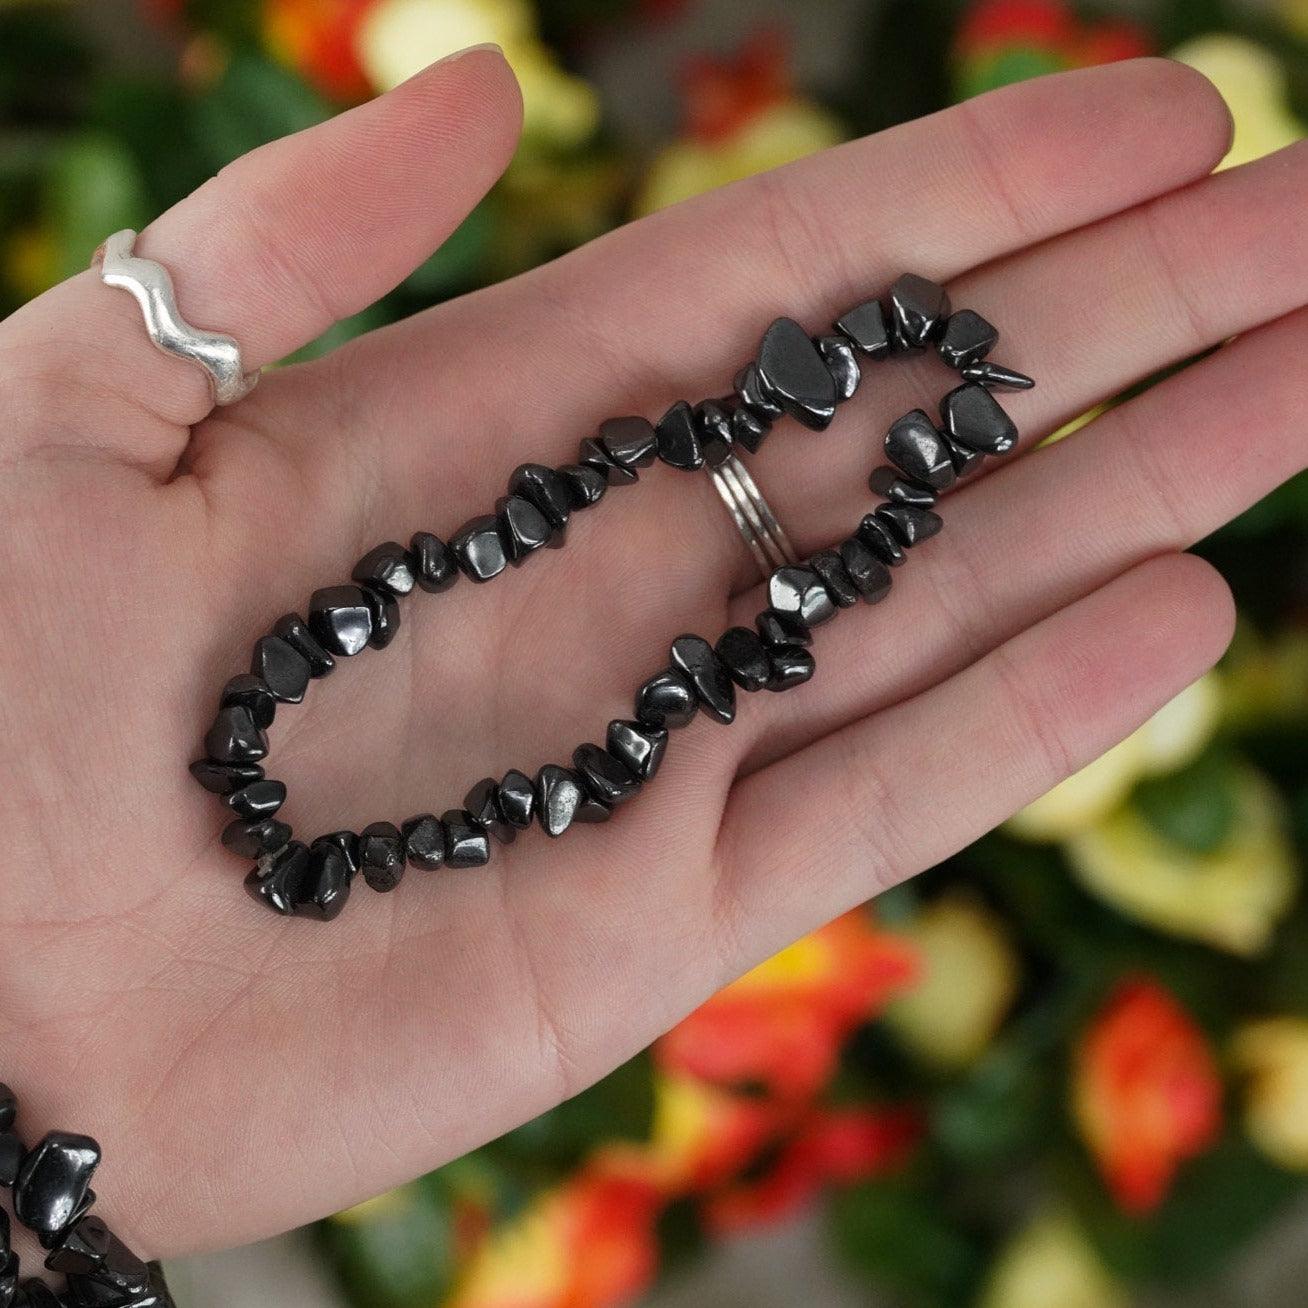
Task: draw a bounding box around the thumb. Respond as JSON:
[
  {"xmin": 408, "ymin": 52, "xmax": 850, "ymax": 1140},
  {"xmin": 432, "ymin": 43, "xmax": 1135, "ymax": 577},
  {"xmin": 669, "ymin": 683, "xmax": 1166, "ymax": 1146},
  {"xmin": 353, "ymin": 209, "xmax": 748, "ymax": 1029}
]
[{"xmin": 0, "ymin": 44, "xmax": 522, "ymax": 468}]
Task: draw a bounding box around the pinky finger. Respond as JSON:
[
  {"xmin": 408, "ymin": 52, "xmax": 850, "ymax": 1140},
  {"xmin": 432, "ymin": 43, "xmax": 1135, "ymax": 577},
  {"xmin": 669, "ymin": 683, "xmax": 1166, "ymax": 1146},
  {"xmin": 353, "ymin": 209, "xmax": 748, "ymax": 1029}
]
[{"xmin": 709, "ymin": 553, "xmax": 1235, "ymax": 972}]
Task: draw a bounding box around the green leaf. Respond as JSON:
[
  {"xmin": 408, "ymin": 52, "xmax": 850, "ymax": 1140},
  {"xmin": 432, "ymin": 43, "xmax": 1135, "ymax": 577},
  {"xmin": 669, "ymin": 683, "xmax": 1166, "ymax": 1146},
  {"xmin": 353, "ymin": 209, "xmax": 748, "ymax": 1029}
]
[
  {"xmin": 830, "ymin": 1180, "xmax": 986, "ymax": 1308},
  {"xmin": 189, "ymin": 51, "xmax": 330, "ymax": 172},
  {"xmin": 44, "ymin": 131, "xmax": 149, "ymax": 282},
  {"xmin": 402, "ymin": 201, "xmax": 494, "ymax": 300},
  {"xmin": 317, "ymin": 1184, "xmax": 454, "ymax": 1308},
  {"xmin": 1132, "ymin": 747, "xmax": 1238, "ymax": 855}
]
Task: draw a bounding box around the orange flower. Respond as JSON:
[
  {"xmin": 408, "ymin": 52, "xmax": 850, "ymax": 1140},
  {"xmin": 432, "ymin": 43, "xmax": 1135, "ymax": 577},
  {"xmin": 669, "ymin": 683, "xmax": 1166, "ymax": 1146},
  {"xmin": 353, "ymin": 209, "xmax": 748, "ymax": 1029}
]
[
  {"xmin": 703, "ymin": 1104, "xmax": 922, "ymax": 1235},
  {"xmin": 654, "ymin": 909, "xmax": 919, "ymax": 1102},
  {"xmin": 264, "ymin": 0, "xmax": 379, "ymax": 102},
  {"xmin": 449, "ymin": 1162, "xmax": 663, "ymax": 1308},
  {"xmin": 1072, "ymin": 976, "xmax": 1222, "ymax": 1214}
]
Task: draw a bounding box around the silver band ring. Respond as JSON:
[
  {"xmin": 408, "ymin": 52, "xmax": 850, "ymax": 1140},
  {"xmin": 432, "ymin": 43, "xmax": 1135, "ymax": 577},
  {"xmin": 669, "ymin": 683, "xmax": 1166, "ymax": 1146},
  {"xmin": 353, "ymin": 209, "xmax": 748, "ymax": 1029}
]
[
  {"xmin": 710, "ymin": 452, "xmax": 799, "ymax": 580},
  {"xmin": 92, "ymin": 229, "xmax": 261, "ymax": 407}
]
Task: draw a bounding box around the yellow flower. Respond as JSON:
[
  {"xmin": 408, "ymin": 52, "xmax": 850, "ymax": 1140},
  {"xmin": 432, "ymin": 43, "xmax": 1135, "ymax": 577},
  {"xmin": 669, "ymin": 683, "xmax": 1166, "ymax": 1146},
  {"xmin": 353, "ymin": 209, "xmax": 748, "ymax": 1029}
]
[
  {"xmin": 1232, "ymin": 1019, "xmax": 1308, "ymax": 1172},
  {"xmin": 357, "ymin": 0, "xmax": 600, "ymax": 150},
  {"xmin": 1066, "ymin": 763, "xmax": 1297, "ymax": 956},
  {"xmin": 1221, "ymin": 622, "xmax": 1308, "ymax": 730},
  {"xmin": 1006, "ymin": 673, "xmax": 1221, "ymax": 841},
  {"xmin": 1170, "ymin": 34, "xmax": 1305, "ymax": 170},
  {"xmin": 978, "ymin": 1210, "xmax": 1128, "ymax": 1308},
  {"xmin": 882, "ymin": 895, "xmax": 1019, "ymax": 1069},
  {"xmin": 634, "ymin": 100, "xmax": 844, "ymax": 215}
]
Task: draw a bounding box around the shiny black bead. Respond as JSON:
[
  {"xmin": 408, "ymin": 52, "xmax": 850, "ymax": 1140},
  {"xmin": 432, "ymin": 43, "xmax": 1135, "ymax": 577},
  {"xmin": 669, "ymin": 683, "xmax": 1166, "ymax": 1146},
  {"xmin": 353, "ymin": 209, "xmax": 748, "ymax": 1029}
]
[
  {"xmin": 756, "ymin": 317, "xmax": 837, "ymax": 430},
  {"xmin": 55, "ymin": 1221, "xmax": 151, "ymax": 1299},
  {"xmin": 574, "ymin": 791, "xmax": 613, "ymax": 824},
  {"xmin": 946, "ymin": 435, "xmax": 986, "ymax": 478},
  {"xmin": 496, "ymin": 495, "xmax": 553, "ymax": 566},
  {"xmin": 578, "ymin": 437, "xmax": 639, "ymax": 486},
  {"xmin": 203, "ymin": 705, "xmax": 268, "ymax": 764},
  {"xmin": 243, "ymin": 841, "xmax": 310, "ymax": 916},
  {"xmin": 670, "ymin": 634, "xmax": 736, "ymax": 724},
  {"xmin": 442, "ymin": 809, "xmax": 490, "ymax": 866},
  {"xmin": 767, "ymin": 646, "xmax": 816, "ymax": 691},
  {"xmin": 359, "ymin": 821, "xmax": 405, "ymax": 892},
  {"xmin": 605, "ymin": 720, "xmax": 668, "ymax": 781},
  {"xmin": 573, "ymin": 744, "xmax": 640, "ymax": 806},
  {"xmin": 0, "ymin": 1210, "xmax": 7, "ymax": 1262},
  {"xmin": 272, "ymin": 614, "xmax": 335, "ymax": 678},
  {"xmin": 0, "ymin": 1133, "xmax": 20, "ymax": 1188},
  {"xmin": 960, "ymin": 360, "xmax": 1034, "ymax": 390},
  {"xmin": 599, "ymin": 416, "xmax": 658, "ymax": 469},
  {"xmin": 15, "ymin": 1280, "xmax": 62, "ymax": 1308},
  {"xmin": 220, "ymin": 674, "xmax": 275, "ymax": 730},
  {"xmin": 35, "ymin": 1185, "xmax": 92, "ymax": 1251},
  {"xmin": 808, "ymin": 549, "xmax": 859, "ymax": 608},
  {"xmin": 868, "ymin": 466, "xmax": 937, "ymax": 508},
  {"xmin": 856, "ymin": 513, "xmax": 907, "ymax": 567},
  {"xmin": 715, "ymin": 626, "xmax": 771, "ymax": 692},
  {"xmin": 225, "ymin": 778, "xmax": 287, "ymax": 820},
  {"xmin": 189, "ymin": 759, "xmax": 264, "ymax": 795},
  {"xmin": 400, "ymin": 815, "xmax": 446, "ymax": 870},
  {"xmin": 509, "ymin": 464, "xmax": 570, "ymax": 536},
  {"xmin": 876, "ymin": 503, "xmax": 943, "ymax": 547},
  {"xmin": 13, "ymin": 1133, "xmax": 99, "ymax": 1236},
  {"xmin": 360, "ymin": 584, "xmax": 400, "ymax": 650},
  {"xmin": 408, "ymin": 532, "xmax": 459, "ymax": 593},
  {"xmin": 834, "ymin": 299, "xmax": 891, "ymax": 359},
  {"xmin": 694, "ymin": 400, "xmax": 734, "ymax": 467},
  {"xmin": 634, "ymin": 668, "xmax": 698, "ymax": 730},
  {"xmin": 314, "ymin": 830, "xmax": 360, "ymax": 877},
  {"xmin": 889, "ymin": 273, "xmax": 950, "ymax": 349},
  {"xmin": 293, "ymin": 842, "xmax": 352, "ymax": 920},
  {"xmin": 251, "ymin": 635, "xmax": 310, "ymax": 705},
  {"xmin": 814, "ymin": 335, "xmax": 860, "ymax": 401},
  {"xmin": 734, "ymin": 362, "xmax": 784, "ymax": 422},
  {"xmin": 496, "ymin": 770, "xmax": 536, "ymax": 829},
  {"xmin": 655, "ymin": 401, "xmax": 704, "ymax": 471},
  {"xmin": 44, "ymin": 1214, "xmax": 111, "ymax": 1275},
  {"xmin": 940, "ymin": 382, "xmax": 1018, "ymax": 454},
  {"xmin": 534, "ymin": 765, "xmax": 583, "ymax": 837},
  {"xmin": 222, "ymin": 816, "xmax": 291, "ymax": 860},
  {"xmin": 756, "ymin": 608, "xmax": 812, "ymax": 648},
  {"xmin": 352, "ymin": 541, "xmax": 416, "ymax": 597},
  {"xmin": 450, "ymin": 514, "xmax": 509, "ymax": 583},
  {"xmin": 556, "ymin": 463, "xmax": 607, "ymax": 508},
  {"xmin": 840, "ymin": 538, "xmax": 892, "ymax": 604},
  {"xmin": 885, "ymin": 410, "xmax": 956, "ymax": 490},
  {"xmin": 0, "ymin": 1255, "xmax": 15, "ymax": 1308},
  {"xmin": 309, "ymin": 585, "xmax": 373, "ymax": 656},
  {"xmin": 937, "ymin": 309, "xmax": 998, "ymax": 369},
  {"xmin": 0, "ymin": 1086, "xmax": 14, "ymax": 1133},
  {"xmin": 730, "ymin": 405, "xmax": 769, "ymax": 455},
  {"xmin": 768, "ymin": 565, "xmax": 836, "ymax": 627},
  {"xmin": 464, "ymin": 778, "xmax": 516, "ymax": 844}
]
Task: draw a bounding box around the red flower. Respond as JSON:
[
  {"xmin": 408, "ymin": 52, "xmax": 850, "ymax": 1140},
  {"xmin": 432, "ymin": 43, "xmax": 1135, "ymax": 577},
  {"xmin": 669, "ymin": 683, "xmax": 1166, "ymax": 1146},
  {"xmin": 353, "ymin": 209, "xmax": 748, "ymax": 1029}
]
[
  {"xmin": 1072, "ymin": 976, "xmax": 1223, "ymax": 1214},
  {"xmin": 680, "ymin": 27, "xmax": 795, "ymax": 146},
  {"xmin": 264, "ymin": 0, "xmax": 379, "ymax": 103}
]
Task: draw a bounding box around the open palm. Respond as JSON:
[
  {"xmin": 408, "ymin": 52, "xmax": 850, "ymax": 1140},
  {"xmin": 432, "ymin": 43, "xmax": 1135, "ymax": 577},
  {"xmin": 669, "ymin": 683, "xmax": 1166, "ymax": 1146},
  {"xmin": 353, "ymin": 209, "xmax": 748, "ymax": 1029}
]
[{"xmin": 0, "ymin": 48, "xmax": 1300, "ymax": 1261}]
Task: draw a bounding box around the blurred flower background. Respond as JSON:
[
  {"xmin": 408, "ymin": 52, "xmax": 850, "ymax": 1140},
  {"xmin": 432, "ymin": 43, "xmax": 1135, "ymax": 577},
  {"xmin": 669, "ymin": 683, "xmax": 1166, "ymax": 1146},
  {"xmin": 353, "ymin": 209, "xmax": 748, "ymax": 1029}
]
[{"xmin": 3, "ymin": 0, "xmax": 1308, "ymax": 1304}]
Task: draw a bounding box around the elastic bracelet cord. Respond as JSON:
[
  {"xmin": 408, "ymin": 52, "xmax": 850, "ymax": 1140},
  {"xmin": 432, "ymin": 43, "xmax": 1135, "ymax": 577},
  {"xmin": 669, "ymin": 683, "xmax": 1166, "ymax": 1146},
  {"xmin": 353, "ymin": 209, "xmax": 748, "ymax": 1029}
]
[{"xmin": 187, "ymin": 273, "xmax": 1034, "ymax": 921}]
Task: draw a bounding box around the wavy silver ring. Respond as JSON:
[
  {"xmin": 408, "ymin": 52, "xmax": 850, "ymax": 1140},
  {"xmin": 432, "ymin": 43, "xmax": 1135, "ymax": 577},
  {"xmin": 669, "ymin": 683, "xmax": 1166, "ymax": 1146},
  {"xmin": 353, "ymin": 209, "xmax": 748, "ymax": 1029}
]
[
  {"xmin": 92, "ymin": 229, "xmax": 261, "ymax": 407},
  {"xmin": 710, "ymin": 452, "xmax": 799, "ymax": 581}
]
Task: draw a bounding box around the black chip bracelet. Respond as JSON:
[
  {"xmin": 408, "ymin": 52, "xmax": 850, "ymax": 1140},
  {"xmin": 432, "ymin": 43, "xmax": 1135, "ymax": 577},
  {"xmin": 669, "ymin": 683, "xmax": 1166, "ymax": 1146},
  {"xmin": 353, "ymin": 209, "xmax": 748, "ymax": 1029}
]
[
  {"xmin": 187, "ymin": 272, "xmax": 1035, "ymax": 922},
  {"xmin": 0, "ymin": 1081, "xmax": 174, "ymax": 1307}
]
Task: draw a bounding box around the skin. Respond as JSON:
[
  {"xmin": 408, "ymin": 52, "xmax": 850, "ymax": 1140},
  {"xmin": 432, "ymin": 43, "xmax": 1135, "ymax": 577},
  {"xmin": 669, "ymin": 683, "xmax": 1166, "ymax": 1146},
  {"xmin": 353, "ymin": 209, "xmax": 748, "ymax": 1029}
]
[{"xmin": 0, "ymin": 47, "xmax": 1300, "ymax": 1260}]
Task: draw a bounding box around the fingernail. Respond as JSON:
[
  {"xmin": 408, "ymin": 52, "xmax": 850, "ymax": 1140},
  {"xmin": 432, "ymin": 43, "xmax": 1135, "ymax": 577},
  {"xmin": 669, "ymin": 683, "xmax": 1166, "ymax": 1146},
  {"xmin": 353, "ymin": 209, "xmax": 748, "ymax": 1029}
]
[{"xmin": 437, "ymin": 42, "xmax": 504, "ymax": 65}]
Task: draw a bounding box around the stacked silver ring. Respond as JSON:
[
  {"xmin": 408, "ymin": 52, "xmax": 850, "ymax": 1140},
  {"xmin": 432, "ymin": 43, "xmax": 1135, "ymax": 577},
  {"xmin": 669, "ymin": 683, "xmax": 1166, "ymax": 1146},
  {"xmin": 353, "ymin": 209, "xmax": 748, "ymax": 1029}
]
[{"xmin": 709, "ymin": 453, "xmax": 799, "ymax": 576}]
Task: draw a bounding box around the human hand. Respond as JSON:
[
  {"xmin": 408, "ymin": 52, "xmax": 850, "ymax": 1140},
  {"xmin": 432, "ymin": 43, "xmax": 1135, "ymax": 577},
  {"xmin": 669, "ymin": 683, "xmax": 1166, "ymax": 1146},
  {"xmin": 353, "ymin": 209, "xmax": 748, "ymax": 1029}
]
[{"xmin": 0, "ymin": 47, "xmax": 1299, "ymax": 1262}]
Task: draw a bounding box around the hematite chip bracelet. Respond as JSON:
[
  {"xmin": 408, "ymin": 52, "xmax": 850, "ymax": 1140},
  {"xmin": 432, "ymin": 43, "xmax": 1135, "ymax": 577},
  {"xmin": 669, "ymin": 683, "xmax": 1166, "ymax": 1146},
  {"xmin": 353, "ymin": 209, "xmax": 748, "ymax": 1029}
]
[
  {"xmin": 185, "ymin": 273, "xmax": 1035, "ymax": 922},
  {"xmin": 0, "ymin": 1082, "xmax": 174, "ymax": 1307}
]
